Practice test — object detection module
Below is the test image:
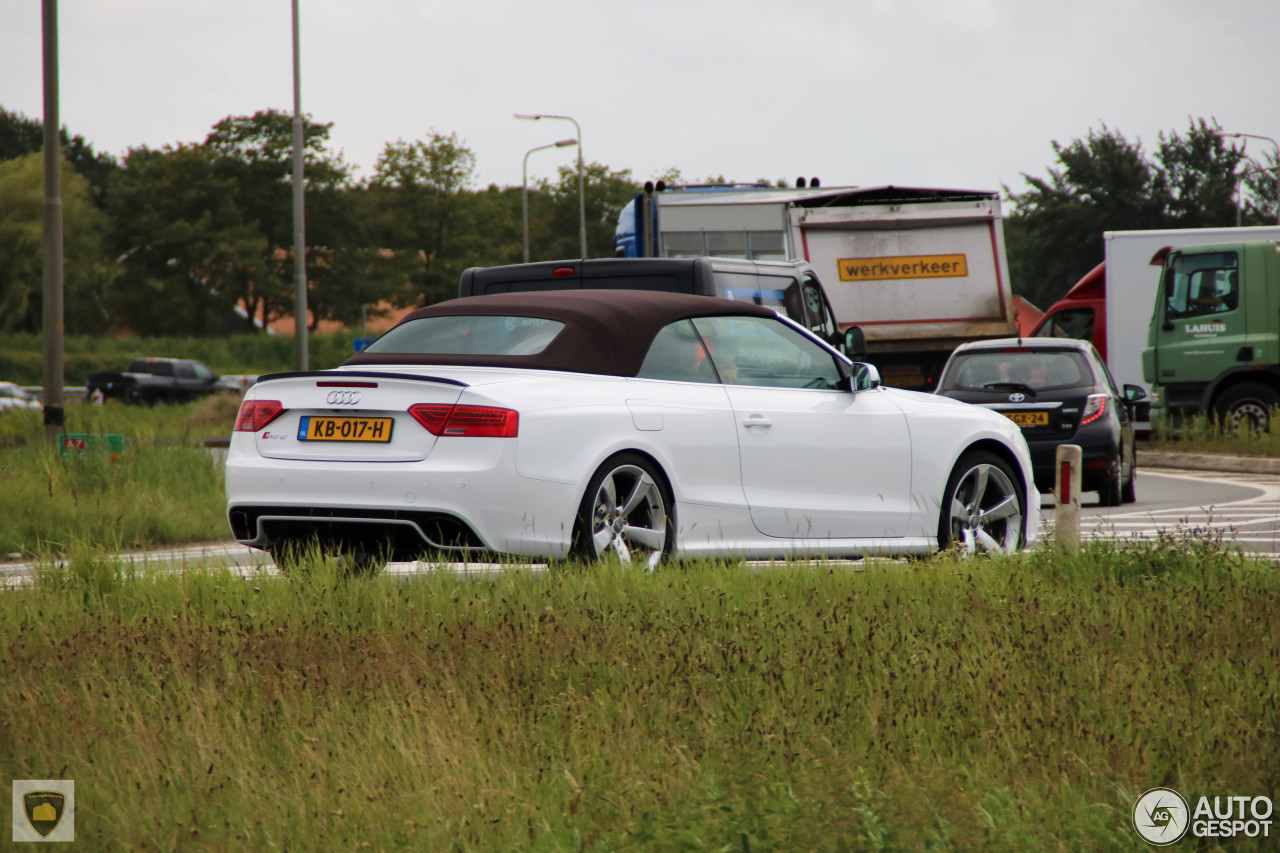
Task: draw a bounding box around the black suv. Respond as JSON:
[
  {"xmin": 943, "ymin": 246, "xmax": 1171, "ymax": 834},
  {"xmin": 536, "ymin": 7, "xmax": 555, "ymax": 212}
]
[{"xmin": 458, "ymin": 257, "xmax": 863, "ymax": 358}]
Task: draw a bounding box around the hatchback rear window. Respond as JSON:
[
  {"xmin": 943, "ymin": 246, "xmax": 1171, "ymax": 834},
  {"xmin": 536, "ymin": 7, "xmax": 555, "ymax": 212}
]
[
  {"xmin": 943, "ymin": 350, "xmax": 1093, "ymax": 391},
  {"xmin": 362, "ymin": 316, "xmax": 565, "ymax": 356}
]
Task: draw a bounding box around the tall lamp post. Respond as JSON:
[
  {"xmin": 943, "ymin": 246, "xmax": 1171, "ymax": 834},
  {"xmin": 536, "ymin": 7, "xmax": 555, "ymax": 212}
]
[
  {"xmin": 516, "ymin": 114, "xmax": 587, "ymax": 257},
  {"xmin": 1219, "ymin": 131, "xmax": 1280, "ymax": 225},
  {"xmin": 291, "ymin": 0, "xmax": 308, "ymax": 370},
  {"xmin": 523, "ymin": 139, "xmax": 578, "ymax": 263},
  {"xmin": 41, "ymin": 0, "xmax": 65, "ymax": 443}
]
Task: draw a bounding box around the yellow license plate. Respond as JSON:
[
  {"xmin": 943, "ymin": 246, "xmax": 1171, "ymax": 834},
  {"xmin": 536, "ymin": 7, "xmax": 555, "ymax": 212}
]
[
  {"xmin": 1004, "ymin": 411, "xmax": 1049, "ymax": 427},
  {"xmin": 298, "ymin": 416, "xmax": 394, "ymax": 442}
]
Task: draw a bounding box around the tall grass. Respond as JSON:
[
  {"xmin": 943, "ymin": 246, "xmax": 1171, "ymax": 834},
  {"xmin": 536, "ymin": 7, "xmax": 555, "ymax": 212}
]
[
  {"xmin": 0, "ymin": 398, "xmax": 234, "ymax": 556},
  {"xmin": 1147, "ymin": 408, "xmax": 1280, "ymax": 456},
  {"xmin": 2, "ymin": 544, "xmax": 1275, "ymax": 850}
]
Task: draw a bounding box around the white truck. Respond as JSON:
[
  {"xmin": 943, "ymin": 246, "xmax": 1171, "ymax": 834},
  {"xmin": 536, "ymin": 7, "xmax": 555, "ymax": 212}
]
[
  {"xmin": 615, "ymin": 183, "xmax": 1019, "ymax": 388},
  {"xmin": 1032, "ymin": 225, "xmax": 1280, "ymax": 428}
]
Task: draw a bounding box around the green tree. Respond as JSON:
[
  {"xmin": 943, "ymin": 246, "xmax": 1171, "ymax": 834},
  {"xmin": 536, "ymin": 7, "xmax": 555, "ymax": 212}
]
[
  {"xmin": 0, "ymin": 106, "xmax": 120, "ymax": 205},
  {"xmin": 204, "ymin": 110, "xmax": 361, "ymax": 330},
  {"xmin": 0, "ymin": 152, "xmax": 116, "ymax": 334},
  {"xmin": 1004, "ymin": 118, "xmax": 1250, "ymax": 308},
  {"xmin": 108, "ymin": 110, "xmax": 407, "ymax": 334},
  {"xmin": 533, "ymin": 162, "xmax": 640, "ymax": 262},
  {"xmin": 107, "ymin": 143, "xmax": 270, "ymax": 335},
  {"xmin": 1004, "ymin": 124, "xmax": 1167, "ymax": 308},
  {"xmin": 1156, "ymin": 118, "xmax": 1243, "ymax": 227},
  {"xmin": 366, "ymin": 131, "xmax": 478, "ymax": 304}
]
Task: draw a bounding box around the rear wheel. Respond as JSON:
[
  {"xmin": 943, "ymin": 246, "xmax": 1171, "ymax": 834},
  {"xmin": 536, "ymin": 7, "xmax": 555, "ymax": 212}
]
[
  {"xmin": 1215, "ymin": 382, "xmax": 1279, "ymax": 435},
  {"xmin": 938, "ymin": 451, "xmax": 1025, "ymax": 554},
  {"xmin": 1097, "ymin": 459, "xmax": 1123, "ymax": 507},
  {"xmin": 1121, "ymin": 446, "xmax": 1137, "ymax": 504},
  {"xmin": 572, "ymin": 453, "xmax": 672, "ymax": 570}
]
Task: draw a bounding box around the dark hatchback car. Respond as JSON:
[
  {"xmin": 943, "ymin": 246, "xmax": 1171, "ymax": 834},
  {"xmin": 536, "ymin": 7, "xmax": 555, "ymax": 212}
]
[{"xmin": 936, "ymin": 338, "xmax": 1146, "ymax": 505}]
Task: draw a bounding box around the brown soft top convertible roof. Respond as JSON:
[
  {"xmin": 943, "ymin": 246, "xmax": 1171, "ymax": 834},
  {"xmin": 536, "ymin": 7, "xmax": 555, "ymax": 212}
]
[{"xmin": 344, "ymin": 289, "xmax": 780, "ymax": 377}]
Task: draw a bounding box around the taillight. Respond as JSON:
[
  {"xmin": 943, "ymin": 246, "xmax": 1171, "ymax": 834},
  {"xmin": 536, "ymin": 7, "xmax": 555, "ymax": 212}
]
[
  {"xmin": 409, "ymin": 404, "xmax": 519, "ymax": 437},
  {"xmin": 234, "ymin": 400, "xmax": 285, "ymax": 431},
  {"xmin": 1081, "ymin": 393, "xmax": 1107, "ymax": 426}
]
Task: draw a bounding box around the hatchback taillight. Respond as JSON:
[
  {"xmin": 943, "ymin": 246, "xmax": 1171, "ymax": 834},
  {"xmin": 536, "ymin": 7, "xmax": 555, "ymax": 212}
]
[
  {"xmin": 1081, "ymin": 393, "xmax": 1107, "ymax": 426},
  {"xmin": 409, "ymin": 404, "xmax": 519, "ymax": 437},
  {"xmin": 234, "ymin": 400, "xmax": 285, "ymax": 431}
]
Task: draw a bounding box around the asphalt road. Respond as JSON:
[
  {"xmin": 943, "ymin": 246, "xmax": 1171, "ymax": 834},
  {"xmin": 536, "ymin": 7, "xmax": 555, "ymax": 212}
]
[{"xmin": 1042, "ymin": 466, "xmax": 1280, "ymax": 558}]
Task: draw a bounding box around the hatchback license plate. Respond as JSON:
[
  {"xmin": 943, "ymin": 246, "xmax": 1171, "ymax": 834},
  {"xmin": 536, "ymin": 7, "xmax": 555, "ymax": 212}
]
[
  {"xmin": 1004, "ymin": 411, "xmax": 1049, "ymax": 427},
  {"xmin": 297, "ymin": 416, "xmax": 393, "ymax": 442}
]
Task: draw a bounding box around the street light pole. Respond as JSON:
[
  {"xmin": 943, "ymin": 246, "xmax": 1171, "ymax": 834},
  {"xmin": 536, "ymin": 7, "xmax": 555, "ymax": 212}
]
[
  {"xmin": 291, "ymin": 0, "xmax": 308, "ymax": 370},
  {"xmin": 516, "ymin": 114, "xmax": 587, "ymax": 257},
  {"xmin": 1220, "ymin": 131, "xmax": 1280, "ymax": 225},
  {"xmin": 523, "ymin": 139, "xmax": 578, "ymax": 263},
  {"xmin": 41, "ymin": 0, "xmax": 65, "ymax": 443}
]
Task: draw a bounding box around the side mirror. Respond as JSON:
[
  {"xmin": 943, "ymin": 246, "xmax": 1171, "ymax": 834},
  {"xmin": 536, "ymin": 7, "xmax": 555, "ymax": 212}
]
[
  {"xmin": 839, "ymin": 326, "xmax": 867, "ymax": 361},
  {"xmin": 1124, "ymin": 384, "xmax": 1147, "ymax": 403},
  {"xmin": 847, "ymin": 362, "xmax": 881, "ymax": 392}
]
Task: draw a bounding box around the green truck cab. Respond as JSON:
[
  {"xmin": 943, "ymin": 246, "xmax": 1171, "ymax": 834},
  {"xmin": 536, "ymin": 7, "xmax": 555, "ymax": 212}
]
[{"xmin": 1143, "ymin": 240, "xmax": 1280, "ymax": 430}]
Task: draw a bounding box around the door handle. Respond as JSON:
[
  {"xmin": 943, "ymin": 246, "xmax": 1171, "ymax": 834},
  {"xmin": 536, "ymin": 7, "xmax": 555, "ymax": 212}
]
[{"xmin": 742, "ymin": 414, "xmax": 772, "ymax": 428}]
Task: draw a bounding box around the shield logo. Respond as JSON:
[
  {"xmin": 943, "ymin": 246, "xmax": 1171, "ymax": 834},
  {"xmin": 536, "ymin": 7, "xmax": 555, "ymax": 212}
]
[
  {"xmin": 1008, "ymin": 393, "xmax": 1025, "ymax": 403},
  {"xmin": 22, "ymin": 790, "xmax": 65, "ymax": 838}
]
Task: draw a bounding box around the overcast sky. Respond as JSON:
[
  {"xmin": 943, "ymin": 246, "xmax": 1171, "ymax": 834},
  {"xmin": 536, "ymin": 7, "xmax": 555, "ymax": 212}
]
[{"xmin": 4, "ymin": 0, "xmax": 1279, "ymax": 198}]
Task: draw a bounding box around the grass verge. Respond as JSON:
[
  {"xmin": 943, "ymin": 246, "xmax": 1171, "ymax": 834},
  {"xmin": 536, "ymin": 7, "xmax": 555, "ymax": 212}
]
[
  {"xmin": 1147, "ymin": 409, "xmax": 1280, "ymax": 457},
  {"xmin": 0, "ymin": 397, "xmax": 233, "ymax": 557},
  {"xmin": 1, "ymin": 543, "xmax": 1275, "ymax": 850}
]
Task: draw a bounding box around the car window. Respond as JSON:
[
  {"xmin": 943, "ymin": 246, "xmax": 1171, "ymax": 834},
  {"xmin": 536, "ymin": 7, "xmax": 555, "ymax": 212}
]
[
  {"xmin": 1039, "ymin": 307, "xmax": 1094, "ymax": 342},
  {"xmin": 636, "ymin": 320, "xmax": 719, "ymax": 384},
  {"xmin": 801, "ymin": 275, "xmax": 837, "ymax": 339},
  {"xmin": 193, "ymin": 363, "xmax": 215, "ymax": 382},
  {"xmin": 363, "ymin": 316, "xmax": 565, "ymax": 356},
  {"xmin": 714, "ymin": 272, "xmax": 788, "ymax": 316},
  {"xmin": 689, "ymin": 315, "xmax": 843, "ymax": 390},
  {"xmin": 943, "ymin": 350, "xmax": 1094, "ymax": 391}
]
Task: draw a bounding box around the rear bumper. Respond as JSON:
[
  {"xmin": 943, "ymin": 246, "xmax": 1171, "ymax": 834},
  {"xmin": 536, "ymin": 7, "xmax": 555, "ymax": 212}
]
[
  {"xmin": 224, "ymin": 433, "xmax": 581, "ymax": 559},
  {"xmin": 1026, "ymin": 429, "xmax": 1121, "ymax": 492}
]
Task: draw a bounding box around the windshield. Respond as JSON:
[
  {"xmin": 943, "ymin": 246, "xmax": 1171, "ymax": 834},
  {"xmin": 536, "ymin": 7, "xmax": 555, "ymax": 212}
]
[
  {"xmin": 943, "ymin": 350, "xmax": 1093, "ymax": 392},
  {"xmin": 1164, "ymin": 251, "xmax": 1239, "ymax": 319}
]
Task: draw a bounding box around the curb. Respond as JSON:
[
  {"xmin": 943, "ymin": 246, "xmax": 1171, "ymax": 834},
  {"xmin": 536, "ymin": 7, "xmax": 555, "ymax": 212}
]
[{"xmin": 1138, "ymin": 450, "xmax": 1280, "ymax": 475}]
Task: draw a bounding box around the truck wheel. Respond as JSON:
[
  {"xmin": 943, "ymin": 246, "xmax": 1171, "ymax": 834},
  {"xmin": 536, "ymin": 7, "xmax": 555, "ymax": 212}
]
[{"xmin": 1215, "ymin": 383, "xmax": 1279, "ymax": 435}]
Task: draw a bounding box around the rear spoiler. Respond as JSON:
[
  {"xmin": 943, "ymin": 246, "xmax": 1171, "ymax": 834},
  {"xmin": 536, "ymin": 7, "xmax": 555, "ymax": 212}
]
[{"xmin": 255, "ymin": 370, "xmax": 469, "ymax": 388}]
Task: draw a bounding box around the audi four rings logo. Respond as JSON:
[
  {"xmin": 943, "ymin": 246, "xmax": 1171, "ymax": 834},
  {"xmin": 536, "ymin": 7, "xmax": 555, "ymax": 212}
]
[
  {"xmin": 326, "ymin": 390, "xmax": 361, "ymax": 405},
  {"xmin": 1009, "ymin": 393, "xmax": 1025, "ymax": 402}
]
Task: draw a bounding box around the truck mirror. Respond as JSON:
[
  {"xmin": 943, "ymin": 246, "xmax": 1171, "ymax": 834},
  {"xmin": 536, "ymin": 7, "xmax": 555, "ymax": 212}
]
[{"xmin": 841, "ymin": 326, "xmax": 867, "ymax": 361}]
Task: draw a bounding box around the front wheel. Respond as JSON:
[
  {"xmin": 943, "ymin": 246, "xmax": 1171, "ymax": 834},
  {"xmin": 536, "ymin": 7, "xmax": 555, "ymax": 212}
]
[
  {"xmin": 1215, "ymin": 383, "xmax": 1279, "ymax": 435},
  {"xmin": 572, "ymin": 453, "xmax": 672, "ymax": 570},
  {"xmin": 937, "ymin": 451, "xmax": 1025, "ymax": 555}
]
